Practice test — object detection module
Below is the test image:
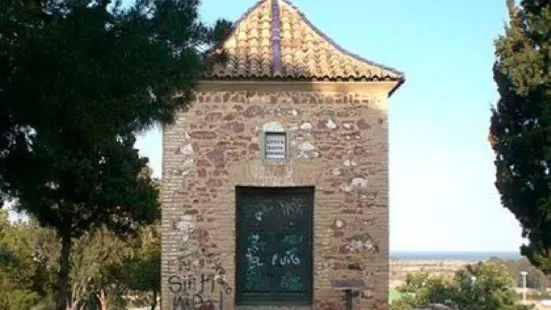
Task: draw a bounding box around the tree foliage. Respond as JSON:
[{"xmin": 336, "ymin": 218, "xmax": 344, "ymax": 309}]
[
  {"xmin": 0, "ymin": 210, "xmax": 57, "ymax": 310},
  {"xmin": 391, "ymin": 271, "xmax": 455, "ymax": 309},
  {"xmin": 489, "ymin": 256, "xmax": 549, "ymax": 290},
  {"xmin": 391, "ymin": 261, "xmax": 529, "ymax": 310},
  {"xmin": 114, "ymin": 223, "xmax": 161, "ymax": 310},
  {"xmin": 67, "ymin": 227, "xmax": 133, "ymax": 310},
  {"xmin": 0, "ymin": 208, "xmax": 162, "ymax": 310},
  {"xmin": 489, "ymin": 0, "xmax": 551, "ymax": 274},
  {"xmin": 0, "ymin": 0, "xmax": 231, "ymax": 308}
]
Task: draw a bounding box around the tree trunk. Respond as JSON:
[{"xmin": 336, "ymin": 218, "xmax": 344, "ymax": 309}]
[
  {"xmin": 98, "ymin": 289, "xmax": 108, "ymax": 310},
  {"xmin": 150, "ymin": 290, "xmax": 158, "ymax": 310},
  {"xmin": 55, "ymin": 232, "xmax": 72, "ymax": 310}
]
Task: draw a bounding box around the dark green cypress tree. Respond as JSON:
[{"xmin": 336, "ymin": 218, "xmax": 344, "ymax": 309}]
[{"xmin": 490, "ymin": 0, "xmax": 551, "ymax": 274}]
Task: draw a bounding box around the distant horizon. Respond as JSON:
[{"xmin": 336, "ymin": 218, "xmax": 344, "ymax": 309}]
[
  {"xmin": 390, "ymin": 250, "xmax": 522, "ymax": 261},
  {"xmin": 390, "ymin": 250, "xmax": 520, "ymax": 253}
]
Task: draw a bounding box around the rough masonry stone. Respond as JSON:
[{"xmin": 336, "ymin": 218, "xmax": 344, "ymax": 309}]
[{"xmin": 161, "ymin": 88, "xmax": 391, "ymax": 310}]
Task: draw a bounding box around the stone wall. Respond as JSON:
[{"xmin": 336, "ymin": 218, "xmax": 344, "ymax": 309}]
[{"xmin": 161, "ymin": 89, "xmax": 390, "ymax": 310}]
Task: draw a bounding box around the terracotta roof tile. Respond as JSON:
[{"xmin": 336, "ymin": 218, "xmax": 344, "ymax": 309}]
[{"xmin": 203, "ymin": 0, "xmax": 404, "ymax": 82}]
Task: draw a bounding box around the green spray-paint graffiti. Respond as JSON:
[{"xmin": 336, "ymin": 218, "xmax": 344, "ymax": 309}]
[
  {"xmin": 242, "ymin": 196, "xmax": 306, "ymax": 223},
  {"xmin": 280, "ymin": 272, "xmax": 304, "ymax": 291},
  {"xmin": 282, "ymin": 232, "xmax": 304, "ymax": 246},
  {"xmin": 244, "ymin": 233, "xmax": 270, "ymax": 290},
  {"xmin": 271, "ymin": 247, "xmax": 300, "ymax": 266},
  {"xmin": 238, "ymin": 189, "xmax": 312, "ymax": 296}
]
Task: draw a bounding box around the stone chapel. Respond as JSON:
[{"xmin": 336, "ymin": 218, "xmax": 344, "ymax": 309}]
[{"xmin": 161, "ymin": 1, "xmax": 405, "ymax": 310}]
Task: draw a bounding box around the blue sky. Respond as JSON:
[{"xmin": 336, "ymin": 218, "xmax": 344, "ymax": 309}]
[{"xmin": 135, "ymin": 0, "xmax": 525, "ymax": 252}]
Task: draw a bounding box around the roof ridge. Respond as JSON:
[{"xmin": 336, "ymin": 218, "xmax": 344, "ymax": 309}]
[
  {"xmin": 270, "ymin": 0, "xmax": 282, "ymax": 73},
  {"xmin": 278, "ymin": 0, "xmax": 404, "ymax": 78}
]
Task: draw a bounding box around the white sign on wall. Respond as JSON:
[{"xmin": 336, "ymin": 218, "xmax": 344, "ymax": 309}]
[{"xmin": 264, "ymin": 132, "xmax": 286, "ymax": 160}]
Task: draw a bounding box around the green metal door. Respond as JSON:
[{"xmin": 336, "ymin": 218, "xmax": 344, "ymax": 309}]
[{"xmin": 235, "ymin": 186, "xmax": 314, "ymax": 306}]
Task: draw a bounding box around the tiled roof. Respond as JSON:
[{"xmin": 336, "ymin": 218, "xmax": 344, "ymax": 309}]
[{"xmin": 203, "ymin": 0, "xmax": 404, "ymax": 83}]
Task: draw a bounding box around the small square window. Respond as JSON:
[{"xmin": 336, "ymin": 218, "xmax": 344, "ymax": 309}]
[{"xmin": 264, "ymin": 132, "xmax": 287, "ymax": 160}]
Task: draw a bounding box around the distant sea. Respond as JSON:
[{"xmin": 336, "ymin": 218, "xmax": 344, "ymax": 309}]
[{"xmin": 390, "ymin": 251, "xmax": 522, "ymax": 261}]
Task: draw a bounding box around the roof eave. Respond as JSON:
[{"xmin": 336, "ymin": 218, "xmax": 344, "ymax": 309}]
[
  {"xmin": 196, "ymin": 79, "xmax": 401, "ymax": 95},
  {"xmin": 388, "ymin": 76, "xmax": 405, "ymax": 98}
]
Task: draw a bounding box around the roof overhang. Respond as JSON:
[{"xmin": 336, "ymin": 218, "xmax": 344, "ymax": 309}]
[{"xmin": 197, "ymin": 80, "xmax": 403, "ymax": 97}]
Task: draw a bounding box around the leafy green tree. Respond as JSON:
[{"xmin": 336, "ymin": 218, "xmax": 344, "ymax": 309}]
[
  {"xmin": 391, "ymin": 261, "xmax": 529, "ymax": 310},
  {"xmin": 452, "ymin": 261, "xmax": 526, "ymax": 310},
  {"xmin": 68, "ymin": 227, "xmax": 134, "ymax": 310},
  {"xmin": 0, "ymin": 210, "xmax": 57, "ymax": 310},
  {"xmin": 20, "ymin": 222, "xmax": 159, "ymax": 310},
  {"xmin": 1, "ymin": 208, "xmax": 163, "ymax": 310},
  {"xmin": 489, "ymin": 0, "xmax": 551, "ymax": 274},
  {"xmin": 0, "ymin": 1, "xmax": 231, "ymax": 309},
  {"xmin": 391, "ymin": 271, "xmax": 455, "ymax": 310},
  {"xmin": 0, "ymin": 211, "xmax": 40, "ymax": 310},
  {"xmin": 0, "ymin": 182, "xmax": 163, "ymax": 310},
  {"xmin": 115, "ymin": 223, "xmax": 161, "ymax": 310},
  {"xmin": 70, "ymin": 223, "xmax": 160, "ymax": 310},
  {"xmin": 489, "ymin": 257, "xmax": 549, "ymax": 290}
]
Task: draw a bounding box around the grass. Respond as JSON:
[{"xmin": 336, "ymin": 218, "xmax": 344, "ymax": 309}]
[{"xmin": 389, "ymin": 288, "xmax": 404, "ymax": 303}]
